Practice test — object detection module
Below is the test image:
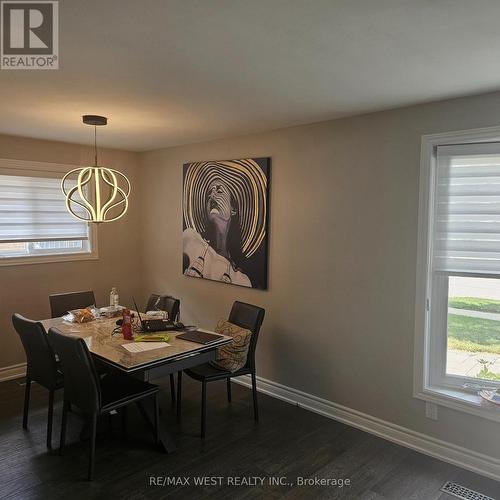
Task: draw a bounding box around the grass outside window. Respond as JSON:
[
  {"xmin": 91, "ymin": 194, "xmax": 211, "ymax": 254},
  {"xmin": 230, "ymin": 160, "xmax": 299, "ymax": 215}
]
[{"xmin": 447, "ymin": 296, "xmax": 500, "ymax": 381}]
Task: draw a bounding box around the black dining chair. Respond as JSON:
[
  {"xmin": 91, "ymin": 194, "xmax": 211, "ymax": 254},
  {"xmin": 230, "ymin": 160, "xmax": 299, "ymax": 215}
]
[
  {"xmin": 49, "ymin": 290, "xmax": 96, "ymax": 318},
  {"xmin": 146, "ymin": 294, "xmax": 180, "ymax": 322},
  {"xmin": 146, "ymin": 294, "xmax": 181, "ymax": 403},
  {"xmin": 47, "ymin": 327, "xmax": 160, "ymax": 481},
  {"xmin": 11, "ymin": 313, "xmax": 63, "ymax": 449},
  {"xmin": 177, "ymin": 301, "xmax": 265, "ymax": 438}
]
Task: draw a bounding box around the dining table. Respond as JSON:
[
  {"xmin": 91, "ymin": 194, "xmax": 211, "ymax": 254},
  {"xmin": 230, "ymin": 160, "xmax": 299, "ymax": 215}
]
[{"xmin": 40, "ymin": 313, "xmax": 232, "ymax": 452}]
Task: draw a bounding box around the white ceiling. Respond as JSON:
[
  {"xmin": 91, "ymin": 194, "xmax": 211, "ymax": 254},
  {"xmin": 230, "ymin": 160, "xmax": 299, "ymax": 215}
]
[{"xmin": 2, "ymin": 0, "xmax": 500, "ymax": 151}]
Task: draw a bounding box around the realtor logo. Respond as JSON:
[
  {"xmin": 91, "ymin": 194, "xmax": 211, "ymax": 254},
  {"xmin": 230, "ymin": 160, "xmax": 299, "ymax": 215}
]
[{"xmin": 1, "ymin": 1, "xmax": 58, "ymax": 69}]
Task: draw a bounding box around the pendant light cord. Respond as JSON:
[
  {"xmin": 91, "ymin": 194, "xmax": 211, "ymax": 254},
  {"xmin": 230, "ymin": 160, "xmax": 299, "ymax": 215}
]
[{"xmin": 94, "ymin": 125, "xmax": 98, "ymax": 166}]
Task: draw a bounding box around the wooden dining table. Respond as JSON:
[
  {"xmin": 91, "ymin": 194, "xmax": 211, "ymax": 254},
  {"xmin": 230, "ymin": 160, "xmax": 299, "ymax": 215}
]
[{"xmin": 40, "ymin": 313, "xmax": 232, "ymax": 452}]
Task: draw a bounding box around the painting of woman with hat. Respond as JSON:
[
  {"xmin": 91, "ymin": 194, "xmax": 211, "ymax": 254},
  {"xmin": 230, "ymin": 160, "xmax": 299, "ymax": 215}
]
[{"xmin": 182, "ymin": 158, "xmax": 270, "ymax": 289}]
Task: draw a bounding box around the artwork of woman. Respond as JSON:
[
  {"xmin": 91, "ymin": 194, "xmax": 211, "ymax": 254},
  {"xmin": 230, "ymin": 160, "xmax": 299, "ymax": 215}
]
[{"xmin": 182, "ymin": 158, "xmax": 270, "ymax": 289}]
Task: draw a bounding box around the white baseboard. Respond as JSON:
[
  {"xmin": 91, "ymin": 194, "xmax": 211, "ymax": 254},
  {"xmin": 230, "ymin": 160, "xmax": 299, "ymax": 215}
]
[
  {"xmin": 0, "ymin": 362, "xmax": 26, "ymax": 382},
  {"xmin": 233, "ymin": 374, "xmax": 500, "ymax": 482}
]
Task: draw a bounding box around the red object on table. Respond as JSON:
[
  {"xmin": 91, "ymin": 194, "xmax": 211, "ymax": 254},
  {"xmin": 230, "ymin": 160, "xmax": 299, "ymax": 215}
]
[{"xmin": 121, "ymin": 309, "xmax": 133, "ymax": 340}]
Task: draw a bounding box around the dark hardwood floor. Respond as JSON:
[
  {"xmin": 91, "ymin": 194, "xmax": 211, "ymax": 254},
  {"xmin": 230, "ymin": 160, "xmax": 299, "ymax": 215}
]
[{"xmin": 0, "ymin": 374, "xmax": 498, "ymax": 499}]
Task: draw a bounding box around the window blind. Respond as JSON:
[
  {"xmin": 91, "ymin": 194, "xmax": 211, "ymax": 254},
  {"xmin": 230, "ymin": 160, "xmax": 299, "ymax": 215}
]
[
  {"xmin": 434, "ymin": 143, "xmax": 500, "ymax": 275},
  {"xmin": 0, "ymin": 174, "xmax": 88, "ymax": 243}
]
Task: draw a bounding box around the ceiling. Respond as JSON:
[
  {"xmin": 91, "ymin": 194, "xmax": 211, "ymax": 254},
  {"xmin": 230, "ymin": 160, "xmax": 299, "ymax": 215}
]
[{"xmin": 2, "ymin": 0, "xmax": 500, "ymax": 151}]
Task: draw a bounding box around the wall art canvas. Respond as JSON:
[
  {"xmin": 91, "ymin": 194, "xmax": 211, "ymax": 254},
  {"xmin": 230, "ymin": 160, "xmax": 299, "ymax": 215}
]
[{"xmin": 182, "ymin": 158, "xmax": 270, "ymax": 289}]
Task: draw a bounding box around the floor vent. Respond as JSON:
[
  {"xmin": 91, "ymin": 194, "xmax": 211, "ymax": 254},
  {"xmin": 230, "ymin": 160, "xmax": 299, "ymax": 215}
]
[{"xmin": 440, "ymin": 481, "xmax": 495, "ymax": 500}]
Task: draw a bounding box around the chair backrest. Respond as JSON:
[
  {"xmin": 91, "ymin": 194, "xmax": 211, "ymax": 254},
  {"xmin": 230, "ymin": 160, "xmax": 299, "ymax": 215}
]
[
  {"xmin": 12, "ymin": 313, "xmax": 59, "ymax": 389},
  {"xmin": 146, "ymin": 294, "xmax": 180, "ymax": 322},
  {"xmin": 47, "ymin": 328, "xmax": 101, "ymax": 413},
  {"xmin": 49, "ymin": 290, "xmax": 96, "ymax": 318},
  {"xmin": 228, "ymin": 301, "xmax": 265, "ymax": 370}
]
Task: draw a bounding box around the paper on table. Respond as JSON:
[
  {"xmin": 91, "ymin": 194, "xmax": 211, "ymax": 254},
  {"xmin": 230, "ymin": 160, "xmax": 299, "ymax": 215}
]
[{"xmin": 122, "ymin": 342, "xmax": 170, "ymax": 353}]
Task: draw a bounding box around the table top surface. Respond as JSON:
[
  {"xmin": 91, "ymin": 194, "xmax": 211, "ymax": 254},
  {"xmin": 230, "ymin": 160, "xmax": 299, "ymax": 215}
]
[{"xmin": 40, "ymin": 314, "xmax": 232, "ymax": 372}]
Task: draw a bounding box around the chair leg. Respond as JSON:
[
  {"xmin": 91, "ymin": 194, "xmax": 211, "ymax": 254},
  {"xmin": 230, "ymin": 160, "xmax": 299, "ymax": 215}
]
[
  {"xmin": 87, "ymin": 414, "xmax": 97, "ymax": 481},
  {"xmin": 251, "ymin": 372, "xmax": 259, "ymax": 422},
  {"xmin": 153, "ymin": 395, "xmax": 160, "ymax": 445},
  {"xmin": 176, "ymin": 371, "xmax": 182, "ymax": 423},
  {"xmin": 22, "ymin": 376, "xmax": 31, "ymax": 429},
  {"xmin": 226, "ymin": 378, "xmax": 232, "ymax": 403},
  {"xmin": 47, "ymin": 390, "xmax": 54, "ymax": 449},
  {"xmin": 59, "ymin": 400, "xmax": 69, "ymax": 455},
  {"xmin": 169, "ymin": 374, "xmax": 176, "ymax": 404},
  {"xmin": 201, "ymin": 380, "xmax": 207, "ymax": 439}
]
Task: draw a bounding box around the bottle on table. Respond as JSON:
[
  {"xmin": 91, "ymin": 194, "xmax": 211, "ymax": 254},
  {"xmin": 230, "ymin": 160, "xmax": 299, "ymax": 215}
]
[
  {"xmin": 110, "ymin": 287, "xmax": 119, "ymax": 310},
  {"xmin": 121, "ymin": 308, "xmax": 133, "ymax": 340}
]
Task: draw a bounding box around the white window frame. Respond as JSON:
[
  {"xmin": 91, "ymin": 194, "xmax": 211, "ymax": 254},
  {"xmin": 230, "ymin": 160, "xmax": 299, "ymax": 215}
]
[
  {"xmin": 415, "ymin": 125, "xmax": 500, "ymax": 423},
  {"xmin": 0, "ymin": 158, "xmax": 98, "ymax": 266}
]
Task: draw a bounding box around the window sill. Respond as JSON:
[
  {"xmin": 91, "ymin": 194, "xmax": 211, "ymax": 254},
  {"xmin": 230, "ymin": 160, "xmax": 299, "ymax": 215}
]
[
  {"xmin": 0, "ymin": 251, "xmax": 98, "ymax": 267},
  {"xmin": 415, "ymin": 386, "xmax": 500, "ymax": 423}
]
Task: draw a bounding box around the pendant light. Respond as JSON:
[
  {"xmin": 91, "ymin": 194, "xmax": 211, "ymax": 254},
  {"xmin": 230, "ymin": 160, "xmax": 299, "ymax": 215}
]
[{"xmin": 61, "ymin": 115, "xmax": 131, "ymax": 223}]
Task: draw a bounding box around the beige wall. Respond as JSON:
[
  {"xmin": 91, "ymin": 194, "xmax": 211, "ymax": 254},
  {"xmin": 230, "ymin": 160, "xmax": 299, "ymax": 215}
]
[
  {"xmin": 140, "ymin": 91, "xmax": 500, "ymax": 459},
  {"xmin": 0, "ymin": 134, "xmax": 142, "ymax": 369}
]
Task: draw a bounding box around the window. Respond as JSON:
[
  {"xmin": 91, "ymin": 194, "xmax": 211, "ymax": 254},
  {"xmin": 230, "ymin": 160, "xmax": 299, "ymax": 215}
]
[
  {"xmin": 415, "ymin": 129, "xmax": 500, "ymax": 420},
  {"xmin": 0, "ymin": 160, "xmax": 97, "ymax": 265}
]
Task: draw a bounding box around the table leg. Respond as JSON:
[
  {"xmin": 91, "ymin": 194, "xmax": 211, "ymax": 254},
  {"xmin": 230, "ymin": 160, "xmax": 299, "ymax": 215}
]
[{"xmin": 136, "ymin": 399, "xmax": 176, "ymax": 453}]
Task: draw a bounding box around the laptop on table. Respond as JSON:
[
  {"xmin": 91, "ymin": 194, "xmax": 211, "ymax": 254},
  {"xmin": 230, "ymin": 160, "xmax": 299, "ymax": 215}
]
[
  {"xmin": 132, "ymin": 298, "xmax": 223, "ymax": 344},
  {"xmin": 133, "ymin": 298, "xmax": 177, "ymax": 333}
]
